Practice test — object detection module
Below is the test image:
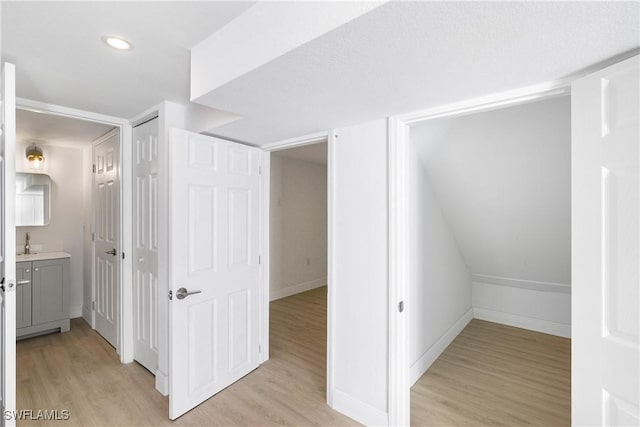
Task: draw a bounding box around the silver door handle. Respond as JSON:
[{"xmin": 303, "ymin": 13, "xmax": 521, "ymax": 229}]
[
  {"xmin": 105, "ymin": 248, "xmax": 117, "ymax": 256},
  {"xmin": 16, "ymin": 280, "xmax": 30, "ymax": 286},
  {"xmin": 176, "ymin": 287, "xmax": 202, "ymax": 300}
]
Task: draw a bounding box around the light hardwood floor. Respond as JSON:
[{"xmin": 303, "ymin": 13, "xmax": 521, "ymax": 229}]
[
  {"xmin": 16, "ymin": 286, "xmax": 357, "ymax": 426},
  {"xmin": 17, "ymin": 289, "xmax": 570, "ymax": 426},
  {"xmin": 411, "ymin": 319, "xmax": 571, "ymax": 426}
]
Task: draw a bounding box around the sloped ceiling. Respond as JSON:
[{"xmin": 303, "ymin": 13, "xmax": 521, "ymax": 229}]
[{"xmin": 410, "ymin": 96, "xmax": 571, "ymax": 285}]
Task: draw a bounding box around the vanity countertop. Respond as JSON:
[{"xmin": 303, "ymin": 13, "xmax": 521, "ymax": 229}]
[{"xmin": 16, "ymin": 252, "xmax": 71, "ymax": 262}]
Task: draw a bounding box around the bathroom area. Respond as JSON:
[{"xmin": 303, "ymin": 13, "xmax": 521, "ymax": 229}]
[{"xmin": 14, "ymin": 107, "xmax": 116, "ymax": 342}]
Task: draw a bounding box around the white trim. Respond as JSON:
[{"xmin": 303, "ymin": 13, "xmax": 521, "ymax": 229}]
[
  {"xmin": 269, "ymin": 277, "xmax": 326, "ymax": 301},
  {"xmin": 326, "ymin": 130, "xmax": 336, "ymax": 407},
  {"xmin": 82, "ymin": 306, "xmax": 92, "ymax": 324},
  {"xmin": 472, "ymin": 274, "xmax": 571, "ymax": 294},
  {"xmin": 17, "ymin": 97, "xmax": 129, "ymax": 127},
  {"xmin": 401, "ymin": 85, "xmax": 570, "ymax": 125},
  {"xmin": 387, "ymin": 80, "xmax": 575, "ymax": 426},
  {"xmin": 398, "ymin": 48, "xmax": 639, "ymax": 126},
  {"xmin": 262, "ymin": 131, "xmax": 329, "ymax": 152},
  {"xmin": 410, "ymin": 308, "xmax": 473, "ymax": 386},
  {"xmin": 387, "ymin": 116, "xmax": 409, "ymax": 426},
  {"xmin": 332, "ymin": 388, "xmax": 388, "ymax": 427},
  {"xmin": 16, "ymin": 97, "xmax": 133, "ymax": 364},
  {"xmin": 70, "ymin": 305, "xmax": 83, "ymax": 319},
  {"xmin": 3, "ymin": 62, "xmax": 18, "ymax": 426},
  {"xmin": 259, "ymin": 150, "xmax": 270, "ymax": 364},
  {"xmin": 473, "ymin": 307, "xmax": 571, "ymax": 338},
  {"xmin": 154, "ymin": 370, "xmax": 169, "ymax": 396},
  {"xmin": 120, "ymin": 122, "xmax": 133, "ymax": 363}
]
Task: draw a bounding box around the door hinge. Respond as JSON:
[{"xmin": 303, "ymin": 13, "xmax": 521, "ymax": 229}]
[
  {"xmin": 258, "ymin": 255, "xmax": 261, "ymax": 265},
  {"xmin": 122, "ymin": 252, "xmax": 125, "ymax": 260},
  {"xmin": 168, "ymin": 290, "xmax": 173, "ymax": 300},
  {"xmin": 92, "ymin": 301, "xmax": 96, "ymax": 311},
  {"xmin": 92, "ymin": 164, "xmax": 96, "ymax": 173},
  {"xmin": 91, "ymin": 232, "xmax": 95, "ymax": 242},
  {"xmin": 398, "ymin": 301, "xmax": 404, "ymax": 313}
]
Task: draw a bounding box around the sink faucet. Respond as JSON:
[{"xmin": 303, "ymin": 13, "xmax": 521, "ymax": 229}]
[{"xmin": 24, "ymin": 232, "xmax": 31, "ymax": 255}]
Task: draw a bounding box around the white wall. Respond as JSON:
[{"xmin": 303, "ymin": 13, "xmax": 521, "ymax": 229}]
[
  {"xmin": 270, "ymin": 154, "xmax": 327, "ymax": 300},
  {"xmin": 405, "ymin": 137, "xmax": 472, "ymax": 386},
  {"xmin": 16, "ymin": 142, "xmax": 87, "ymax": 318},
  {"xmin": 411, "ymin": 96, "xmax": 572, "ymax": 337},
  {"xmin": 332, "ymin": 119, "xmax": 388, "ymax": 426},
  {"xmin": 81, "ymin": 145, "xmax": 93, "ymax": 323}
]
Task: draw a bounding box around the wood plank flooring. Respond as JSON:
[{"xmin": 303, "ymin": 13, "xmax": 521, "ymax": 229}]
[
  {"xmin": 16, "ymin": 286, "xmax": 356, "ymax": 426},
  {"xmin": 411, "ymin": 319, "xmax": 571, "ymax": 426},
  {"xmin": 16, "ymin": 288, "xmax": 570, "ymax": 426}
]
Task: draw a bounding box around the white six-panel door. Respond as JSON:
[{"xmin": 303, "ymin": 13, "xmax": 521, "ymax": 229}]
[
  {"xmin": 572, "ymin": 55, "xmax": 639, "ymax": 426},
  {"xmin": 0, "ymin": 62, "xmax": 17, "ymax": 427},
  {"xmin": 133, "ymin": 118, "xmax": 160, "ymax": 373},
  {"xmin": 93, "ymin": 129, "xmax": 120, "ymax": 348},
  {"xmin": 169, "ymin": 129, "xmax": 261, "ymax": 419}
]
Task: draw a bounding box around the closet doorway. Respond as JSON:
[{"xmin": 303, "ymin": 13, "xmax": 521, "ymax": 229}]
[
  {"xmin": 405, "ymin": 96, "xmax": 572, "ymax": 425},
  {"xmin": 388, "ymin": 54, "xmax": 639, "ymax": 426}
]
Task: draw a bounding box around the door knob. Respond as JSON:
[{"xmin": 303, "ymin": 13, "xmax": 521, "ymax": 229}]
[
  {"xmin": 105, "ymin": 248, "xmax": 117, "ymax": 256},
  {"xmin": 176, "ymin": 287, "xmax": 202, "ymax": 300}
]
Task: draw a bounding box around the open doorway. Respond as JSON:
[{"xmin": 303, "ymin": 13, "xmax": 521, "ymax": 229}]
[
  {"xmin": 268, "ymin": 140, "xmax": 329, "ymax": 405},
  {"xmin": 399, "ymin": 95, "xmax": 572, "ymax": 425},
  {"xmin": 14, "ymin": 104, "xmax": 131, "ymax": 409}
]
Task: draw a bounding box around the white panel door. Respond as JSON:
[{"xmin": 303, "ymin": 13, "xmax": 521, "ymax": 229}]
[
  {"xmin": 0, "ymin": 62, "xmax": 16, "ymax": 427},
  {"xmin": 93, "ymin": 130, "xmax": 120, "ymax": 348},
  {"xmin": 572, "ymin": 55, "xmax": 640, "ymax": 426},
  {"xmin": 169, "ymin": 129, "xmax": 261, "ymax": 419},
  {"xmin": 133, "ymin": 118, "xmax": 159, "ymax": 373}
]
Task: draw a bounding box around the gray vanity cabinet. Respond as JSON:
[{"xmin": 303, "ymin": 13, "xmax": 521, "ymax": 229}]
[
  {"xmin": 16, "ymin": 257, "xmax": 70, "ymax": 339},
  {"xmin": 16, "ymin": 263, "xmax": 32, "ymax": 329}
]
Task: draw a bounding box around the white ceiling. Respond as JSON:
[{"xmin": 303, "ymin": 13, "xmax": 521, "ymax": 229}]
[
  {"xmin": 410, "ymin": 96, "xmax": 572, "ymax": 284},
  {"xmin": 2, "ymin": 2, "xmax": 638, "ymax": 146},
  {"xmin": 16, "ymin": 108, "xmax": 115, "ymax": 149},
  {"xmin": 199, "ymin": 1, "xmax": 639, "ymax": 144},
  {"xmin": 1, "ymin": 1, "xmax": 255, "ymax": 118},
  {"xmin": 273, "ymin": 142, "xmax": 327, "ymax": 166}
]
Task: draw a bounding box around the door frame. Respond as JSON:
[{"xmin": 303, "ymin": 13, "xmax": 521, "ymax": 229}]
[
  {"xmin": 386, "ymin": 50, "xmax": 640, "ymax": 425},
  {"xmin": 260, "ymin": 131, "xmax": 335, "ymax": 405},
  {"xmin": 387, "ymin": 84, "xmax": 570, "ymax": 425},
  {"xmin": 15, "ymin": 97, "xmax": 133, "ymax": 363}
]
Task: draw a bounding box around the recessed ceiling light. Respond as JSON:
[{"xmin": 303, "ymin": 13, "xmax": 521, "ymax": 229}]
[{"xmin": 102, "ymin": 36, "xmax": 133, "ymax": 50}]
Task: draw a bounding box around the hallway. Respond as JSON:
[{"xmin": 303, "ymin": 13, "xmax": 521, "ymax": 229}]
[{"xmin": 16, "ymin": 286, "xmax": 355, "ymax": 426}]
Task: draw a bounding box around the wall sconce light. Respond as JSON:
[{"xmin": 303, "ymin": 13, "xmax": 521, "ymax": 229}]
[{"xmin": 26, "ymin": 143, "xmax": 45, "ymax": 170}]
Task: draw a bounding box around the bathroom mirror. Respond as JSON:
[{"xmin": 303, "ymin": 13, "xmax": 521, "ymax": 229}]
[{"xmin": 15, "ymin": 173, "xmax": 52, "ymax": 226}]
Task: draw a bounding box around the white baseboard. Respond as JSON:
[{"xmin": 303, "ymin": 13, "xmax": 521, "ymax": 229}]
[
  {"xmin": 269, "ymin": 277, "xmax": 326, "ymax": 301},
  {"xmin": 70, "ymin": 305, "xmax": 83, "ymax": 319},
  {"xmin": 410, "ymin": 308, "xmax": 473, "ymax": 386},
  {"xmin": 473, "ymin": 307, "xmax": 571, "ymax": 338},
  {"xmin": 155, "ymin": 369, "xmax": 169, "ymax": 396},
  {"xmin": 82, "ymin": 306, "xmax": 92, "ymax": 324},
  {"xmin": 331, "ymin": 388, "xmax": 388, "ymax": 427}
]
